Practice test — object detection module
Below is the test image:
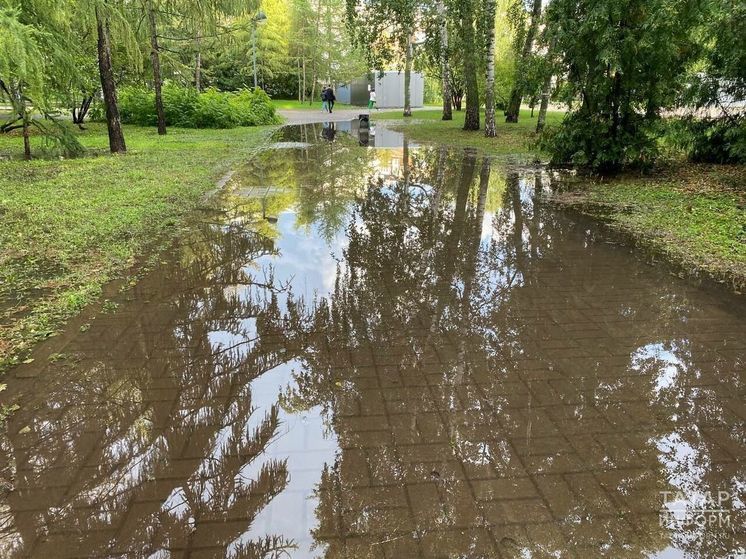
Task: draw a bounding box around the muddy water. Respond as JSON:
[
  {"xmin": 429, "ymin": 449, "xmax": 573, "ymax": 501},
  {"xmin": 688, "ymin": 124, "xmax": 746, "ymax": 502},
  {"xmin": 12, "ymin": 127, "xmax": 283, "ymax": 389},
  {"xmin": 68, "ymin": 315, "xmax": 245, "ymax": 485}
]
[{"xmin": 0, "ymin": 122, "xmax": 744, "ymax": 558}]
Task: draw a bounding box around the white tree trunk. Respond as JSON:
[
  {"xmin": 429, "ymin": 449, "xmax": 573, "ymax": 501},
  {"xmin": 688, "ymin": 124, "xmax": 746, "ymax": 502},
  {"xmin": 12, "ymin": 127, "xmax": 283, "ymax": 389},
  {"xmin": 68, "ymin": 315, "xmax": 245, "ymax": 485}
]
[
  {"xmin": 194, "ymin": 31, "xmax": 202, "ymax": 92},
  {"xmin": 404, "ymin": 33, "xmax": 413, "ymax": 117},
  {"xmin": 536, "ymin": 73, "xmax": 552, "ymax": 132},
  {"xmin": 438, "ymin": 0, "xmax": 452, "ymax": 120},
  {"xmin": 484, "ymin": 0, "xmax": 497, "ymax": 137}
]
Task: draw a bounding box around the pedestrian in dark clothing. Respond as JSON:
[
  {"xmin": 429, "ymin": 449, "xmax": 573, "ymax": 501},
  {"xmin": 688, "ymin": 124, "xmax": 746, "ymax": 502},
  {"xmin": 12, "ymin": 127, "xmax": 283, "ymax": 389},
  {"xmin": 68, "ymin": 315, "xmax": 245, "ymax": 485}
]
[
  {"xmin": 327, "ymin": 87, "xmax": 336, "ymax": 113},
  {"xmin": 322, "ymin": 121, "xmax": 336, "ymax": 141}
]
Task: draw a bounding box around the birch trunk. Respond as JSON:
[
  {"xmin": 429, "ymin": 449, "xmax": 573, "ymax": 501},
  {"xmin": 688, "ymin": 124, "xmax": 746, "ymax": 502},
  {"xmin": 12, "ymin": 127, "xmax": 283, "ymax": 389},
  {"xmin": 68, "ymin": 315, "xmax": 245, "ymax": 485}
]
[
  {"xmin": 484, "ymin": 0, "xmax": 497, "ymax": 137},
  {"xmin": 536, "ymin": 73, "xmax": 552, "ymax": 132},
  {"xmin": 404, "ymin": 34, "xmax": 413, "ymax": 117},
  {"xmin": 194, "ymin": 31, "xmax": 202, "ymax": 92},
  {"xmin": 302, "ymin": 57, "xmax": 307, "ymax": 103},
  {"xmin": 438, "ymin": 0, "xmax": 452, "ymax": 120}
]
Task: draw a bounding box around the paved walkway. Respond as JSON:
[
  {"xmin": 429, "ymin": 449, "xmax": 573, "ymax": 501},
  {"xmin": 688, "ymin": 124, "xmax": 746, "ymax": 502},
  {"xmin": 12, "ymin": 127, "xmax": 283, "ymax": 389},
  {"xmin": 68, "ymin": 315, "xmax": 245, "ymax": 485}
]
[{"xmin": 278, "ymin": 108, "xmax": 377, "ymax": 124}]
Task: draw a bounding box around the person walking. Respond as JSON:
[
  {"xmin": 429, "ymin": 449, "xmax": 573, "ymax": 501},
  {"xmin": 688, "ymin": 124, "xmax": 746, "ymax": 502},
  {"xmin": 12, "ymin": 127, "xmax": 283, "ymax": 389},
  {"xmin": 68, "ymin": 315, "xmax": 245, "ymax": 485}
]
[
  {"xmin": 328, "ymin": 87, "xmax": 336, "ymax": 114},
  {"xmin": 368, "ymin": 89, "xmax": 377, "ymax": 110},
  {"xmin": 321, "ymin": 86, "xmax": 330, "ymax": 113}
]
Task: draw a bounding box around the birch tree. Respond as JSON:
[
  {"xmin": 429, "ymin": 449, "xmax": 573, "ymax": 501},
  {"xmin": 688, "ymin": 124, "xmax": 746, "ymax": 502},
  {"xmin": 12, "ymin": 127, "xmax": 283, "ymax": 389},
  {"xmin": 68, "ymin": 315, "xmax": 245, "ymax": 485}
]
[
  {"xmin": 504, "ymin": 0, "xmax": 541, "ymax": 122},
  {"xmin": 452, "ymin": 0, "xmax": 480, "ymax": 130},
  {"xmin": 483, "ymin": 0, "xmax": 497, "ymax": 136}
]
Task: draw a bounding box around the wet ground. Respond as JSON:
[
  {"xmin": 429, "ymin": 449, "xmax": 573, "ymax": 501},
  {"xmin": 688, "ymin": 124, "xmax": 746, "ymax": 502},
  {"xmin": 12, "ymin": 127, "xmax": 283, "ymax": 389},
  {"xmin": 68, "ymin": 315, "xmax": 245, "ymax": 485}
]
[
  {"xmin": 0, "ymin": 121, "xmax": 744, "ymax": 558},
  {"xmin": 277, "ymin": 108, "xmax": 373, "ymax": 125}
]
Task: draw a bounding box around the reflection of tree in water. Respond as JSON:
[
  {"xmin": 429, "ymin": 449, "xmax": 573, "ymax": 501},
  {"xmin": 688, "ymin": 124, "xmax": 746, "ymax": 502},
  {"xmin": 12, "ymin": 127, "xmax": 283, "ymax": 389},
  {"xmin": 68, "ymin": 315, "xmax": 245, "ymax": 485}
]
[
  {"xmin": 1, "ymin": 136, "xmax": 743, "ymax": 558},
  {"xmin": 281, "ymin": 148, "xmax": 745, "ymax": 557},
  {"xmin": 230, "ymin": 123, "xmax": 378, "ymax": 243},
  {"xmin": 0, "ymin": 216, "xmax": 315, "ymax": 558}
]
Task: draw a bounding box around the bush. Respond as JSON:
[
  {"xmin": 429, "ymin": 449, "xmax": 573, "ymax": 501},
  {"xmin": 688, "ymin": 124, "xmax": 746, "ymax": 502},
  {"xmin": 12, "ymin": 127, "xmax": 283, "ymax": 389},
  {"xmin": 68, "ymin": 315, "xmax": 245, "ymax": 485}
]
[
  {"xmin": 163, "ymin": 85, "xmax": 200, "ymax": 127},
  {"xmin": 667, "ymin": 116, "xmax": 746, "ymax": 164},
  {"xmin": 541, "ymin": 111, "xmax": 659, "ymax": 173},
  {"xmin": 93, "ymin": 84, "xmax": 280, "ymax": 128},
  {"xmin": 119, "ymin": 86, "xmax": 157, "ymax": 126}
]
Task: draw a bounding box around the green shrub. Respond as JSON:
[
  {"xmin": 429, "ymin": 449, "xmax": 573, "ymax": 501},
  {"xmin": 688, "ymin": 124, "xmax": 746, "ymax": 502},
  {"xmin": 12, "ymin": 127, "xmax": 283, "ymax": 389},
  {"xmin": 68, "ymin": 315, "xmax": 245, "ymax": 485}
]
[
  {"xmin": 541, "ymin": 111, "xmax": 659, "ymax": 173},
  {"xmin": 119, "ymin": 86, "xmax": 157, "ymax": 126},
  {"xmin": 93, "ymin": 84, "xmax": 280, "ymax": 128},
  {"xmin": 163, "ymin": 85, "xmax": 199, "ymax": 127},
  {"xmin": 667, "ymin": 116, "xmax": 746, "ymax": 164}
]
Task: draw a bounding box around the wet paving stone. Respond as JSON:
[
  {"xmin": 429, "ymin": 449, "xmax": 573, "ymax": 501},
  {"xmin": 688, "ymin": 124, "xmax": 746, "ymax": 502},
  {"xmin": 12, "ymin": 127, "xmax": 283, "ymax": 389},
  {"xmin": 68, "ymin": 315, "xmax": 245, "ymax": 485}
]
[{"xmin": 0, "ymin": 122, "xmax": 744, "ymax": 558}]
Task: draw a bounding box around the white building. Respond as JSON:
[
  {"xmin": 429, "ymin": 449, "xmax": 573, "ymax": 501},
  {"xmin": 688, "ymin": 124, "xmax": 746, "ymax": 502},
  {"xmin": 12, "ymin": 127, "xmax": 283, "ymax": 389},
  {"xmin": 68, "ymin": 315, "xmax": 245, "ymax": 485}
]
[{"xmin": 336, "ymin": 71, "xmax": 425, "ymax": 108}]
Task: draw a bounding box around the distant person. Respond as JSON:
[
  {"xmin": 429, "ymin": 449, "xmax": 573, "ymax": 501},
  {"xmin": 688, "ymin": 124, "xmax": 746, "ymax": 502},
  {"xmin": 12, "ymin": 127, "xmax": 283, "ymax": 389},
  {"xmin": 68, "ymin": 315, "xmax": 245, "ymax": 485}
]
[
  {"xmin": 321, "ymin": 87, "xmax": 330, "ymax": 113},
  {"xmin": 328, "ymin": 87, "xmax": 336, "ymax": 113},
  {"xmin": 368, "ymin": 89, "xmax": 377, "ymax": 110}
]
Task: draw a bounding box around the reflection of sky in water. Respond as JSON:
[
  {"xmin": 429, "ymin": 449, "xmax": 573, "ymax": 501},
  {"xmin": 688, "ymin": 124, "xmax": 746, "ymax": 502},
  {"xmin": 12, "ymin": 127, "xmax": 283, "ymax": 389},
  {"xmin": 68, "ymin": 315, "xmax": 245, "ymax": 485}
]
[
  {"xmin": 208, "ymin": 209, "xmax": 345, "ymax": 558},
  {"xmin": 632, "ymin": 340, "xmax": 741, "ymax": 559},
  {"xmin": 230, "ymin": 359, "xmax": 338, "ymax": 558},
  {"xmin": 256, "ymin": 211, "xmax": 349, "ymax": 300},
  {"xmin": 631, "ymin": 342, "xmax": 688, "ymax": 395}
]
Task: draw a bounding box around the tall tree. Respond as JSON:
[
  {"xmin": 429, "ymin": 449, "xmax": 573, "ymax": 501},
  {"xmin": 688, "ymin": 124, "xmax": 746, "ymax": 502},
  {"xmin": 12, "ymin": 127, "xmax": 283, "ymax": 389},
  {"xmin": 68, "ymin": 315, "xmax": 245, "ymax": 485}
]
[
  {"xmin": 437, "ymin": 0, "xmax": 452, "ymax": 120},
  {"xmin": 483, "ymin": 0, "xmax": 498, "ymax": 136},
  {"xmin": 505, "ymin": 0, "xmax": 541, "ymax": 122},
  {"xmin": 146, "ymin": 0, "xmax": 166, "ymax": 134},
  {"xmin": 453, "ymin": 0, "xmax": 480, "ymax": 130},
  {"xmin": 95, "ymin": 3, "xmax": 126, "ymax": 153},
  {"xmin": 545, "ymin": 0, "xmax": 702, "ymax": 171}
]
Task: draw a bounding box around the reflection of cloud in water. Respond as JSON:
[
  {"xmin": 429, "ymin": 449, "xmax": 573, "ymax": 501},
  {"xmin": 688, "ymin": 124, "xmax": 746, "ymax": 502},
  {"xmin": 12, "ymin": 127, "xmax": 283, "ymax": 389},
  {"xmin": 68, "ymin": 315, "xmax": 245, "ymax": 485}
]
[
  {"xmin": 232, "ymin": 360, "xmax": 338, "ymax": 558},
  {"xmin": 252, "ymin": 212, "xmax": 349, "ymax": 299},
  {"xmin": 631, "ymin": 342, "xmax": 688, "ymax": 395}
]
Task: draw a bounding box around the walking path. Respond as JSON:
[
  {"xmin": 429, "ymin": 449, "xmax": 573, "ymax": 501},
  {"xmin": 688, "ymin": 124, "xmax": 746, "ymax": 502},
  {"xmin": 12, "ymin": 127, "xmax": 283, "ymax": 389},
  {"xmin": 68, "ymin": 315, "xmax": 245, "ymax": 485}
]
[{"xmin": 278, "ymin": 108, "xmax": 373, "ymax": 124}]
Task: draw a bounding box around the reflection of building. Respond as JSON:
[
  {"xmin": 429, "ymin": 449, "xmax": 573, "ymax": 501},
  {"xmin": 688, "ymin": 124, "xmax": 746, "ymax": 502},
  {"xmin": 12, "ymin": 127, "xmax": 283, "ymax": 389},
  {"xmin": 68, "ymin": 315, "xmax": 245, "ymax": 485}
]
[
  {"xmin": 333, "ymin": 119, "xmax": 413, "ymax": 148},
  {"xmin": 337, "ymin": 71, "xmax": 425, "ymax": 108}
]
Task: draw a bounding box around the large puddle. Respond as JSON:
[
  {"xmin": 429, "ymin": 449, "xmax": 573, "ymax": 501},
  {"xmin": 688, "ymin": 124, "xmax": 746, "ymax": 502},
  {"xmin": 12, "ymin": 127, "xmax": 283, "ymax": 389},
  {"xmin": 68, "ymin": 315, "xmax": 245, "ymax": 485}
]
[{"xmin": 0, "ymin": 122, "xmax": 744, "ymax": 558}]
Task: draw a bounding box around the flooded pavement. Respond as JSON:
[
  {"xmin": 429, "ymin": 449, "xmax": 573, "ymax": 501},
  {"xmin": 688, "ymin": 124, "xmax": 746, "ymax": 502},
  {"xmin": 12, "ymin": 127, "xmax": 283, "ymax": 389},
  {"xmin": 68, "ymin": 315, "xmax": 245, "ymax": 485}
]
[{"xmin": 0, "ymin": 122, "xmax": 744, "ymax": 558}]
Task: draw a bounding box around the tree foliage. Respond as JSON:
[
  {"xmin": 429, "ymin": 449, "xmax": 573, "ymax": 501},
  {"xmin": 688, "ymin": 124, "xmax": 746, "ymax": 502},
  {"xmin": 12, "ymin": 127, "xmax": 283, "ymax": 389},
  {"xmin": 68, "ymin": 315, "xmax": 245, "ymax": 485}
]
[{"xmin": 543, "ymin": 0, "xmax": 703, "ymax": 171}]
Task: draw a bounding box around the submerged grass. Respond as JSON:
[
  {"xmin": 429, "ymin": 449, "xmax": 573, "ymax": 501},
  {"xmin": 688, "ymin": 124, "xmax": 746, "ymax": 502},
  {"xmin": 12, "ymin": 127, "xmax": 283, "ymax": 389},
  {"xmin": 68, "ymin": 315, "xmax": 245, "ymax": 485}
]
[
  {"xmin": 372, "ymin": 108, "xmax": 745, "ymax": 291},
  {"xmin": 373, "ymin": 108, "xmax": 565, "ymax": 157},
  {"xmin": 0, "ymin": 122, "xmax": 275, "ymax": 376},
  {"xmin": 550, "ymin": 164, "xmax": 746, "ymax": 291}
]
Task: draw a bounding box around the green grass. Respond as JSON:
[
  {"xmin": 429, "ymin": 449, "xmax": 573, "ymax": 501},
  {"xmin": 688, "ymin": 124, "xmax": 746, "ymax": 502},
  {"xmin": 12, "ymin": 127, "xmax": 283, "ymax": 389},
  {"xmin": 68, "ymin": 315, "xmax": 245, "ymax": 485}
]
[
  {"xmin": 372, "ymin": 108, "xmax": 565, "ymax": 157},
  {"xmin": 552, "ymin": 165, "xmax": 746, "ymax": 290},
  {"xmin": 0, "ymin": 122, "xmax": 276, "ymax": 374}
]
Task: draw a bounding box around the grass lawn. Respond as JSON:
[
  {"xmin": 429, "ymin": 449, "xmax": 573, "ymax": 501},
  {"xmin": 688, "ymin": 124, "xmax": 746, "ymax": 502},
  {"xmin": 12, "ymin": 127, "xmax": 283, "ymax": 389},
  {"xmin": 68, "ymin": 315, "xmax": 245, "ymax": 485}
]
[
  {"xmin": 372, "ymin": 107, "xmax": 565, "ymax": 157},
  {"xmin": 0, "ymin": 122, "xmax": 276, "ymax": 376}
]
